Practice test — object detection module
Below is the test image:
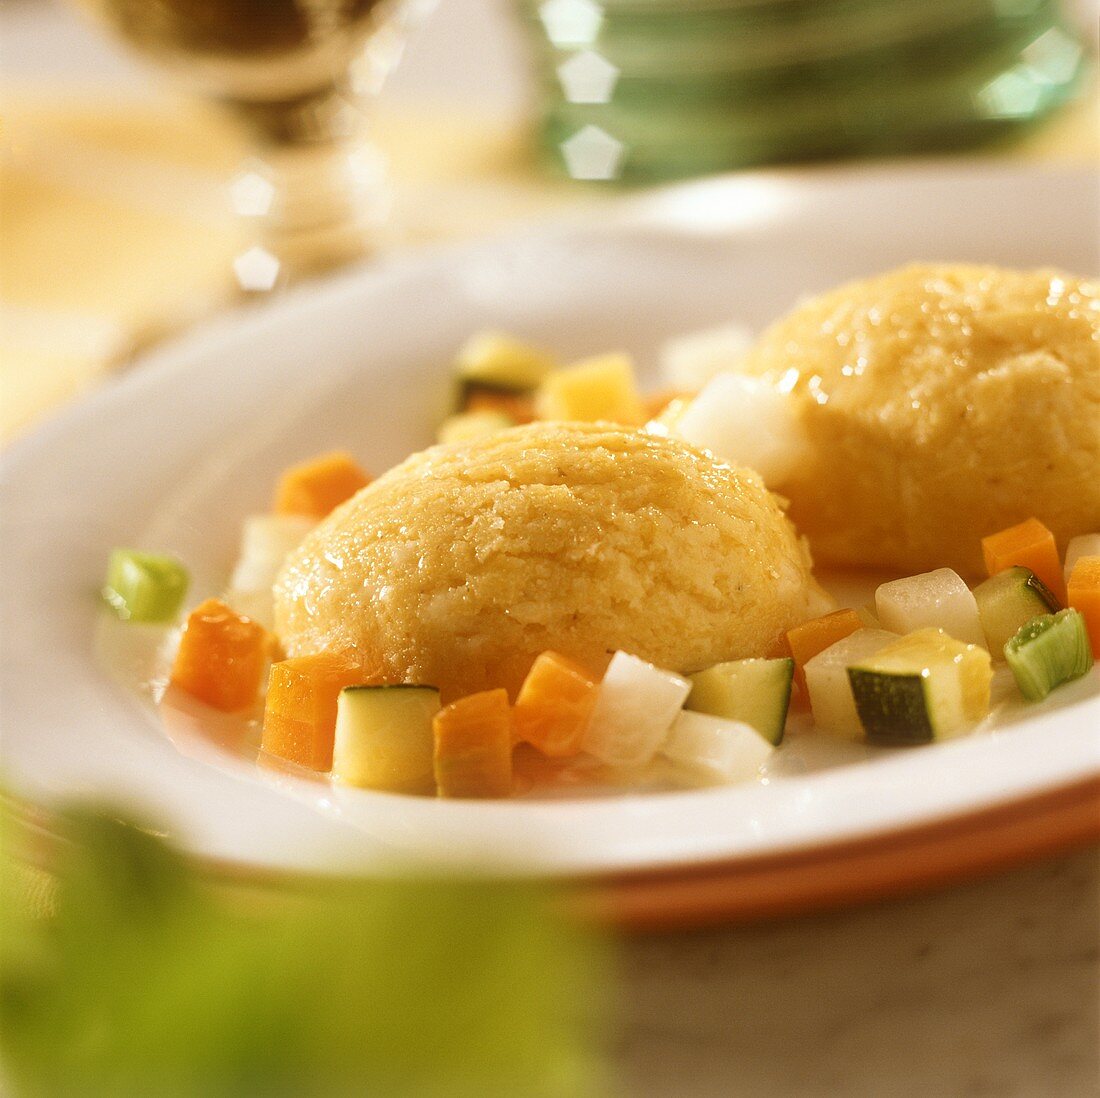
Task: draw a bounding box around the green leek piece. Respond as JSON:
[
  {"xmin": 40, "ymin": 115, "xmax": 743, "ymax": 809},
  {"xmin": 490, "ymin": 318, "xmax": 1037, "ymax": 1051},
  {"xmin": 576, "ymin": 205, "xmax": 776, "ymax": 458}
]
[
  {"xmin": 1003, "ymin": 609, "xmax": 1093, "ymax": 702},
  {"xmin": 102, "ymin": 549, "xmax": 189, "ymax": 623}
]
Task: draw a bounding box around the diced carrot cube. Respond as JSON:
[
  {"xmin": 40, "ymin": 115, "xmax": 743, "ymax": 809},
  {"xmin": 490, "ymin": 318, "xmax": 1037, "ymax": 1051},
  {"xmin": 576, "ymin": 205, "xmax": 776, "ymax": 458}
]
[
  {"xmin": 786, "ymin": 608, "xmax": 864, "ymax": 692},
  {"xmin": 170, "ymin": 598, "xmax": 271, "ymax": 711},
  {"xmin": 433, "ymin": 688, "xmax": 513, "ymax": 798},
  {"xmin": 513, "ymin": 651, "xmax": 598, "ymax": 757},
  {"xmin": 1067, "ymin": 556, "xmax": 1100, "ymax": 657},
  {"xmin": 981, "ymin": 517, "xmax": 1066, "ymax": 604},
  {"xmin": 261, "ymin": 652, "xmax": 363, "ymax": 770},
  {"xmin": 274, "ymin": 451, "xmax": 370, "ymax": 519}
]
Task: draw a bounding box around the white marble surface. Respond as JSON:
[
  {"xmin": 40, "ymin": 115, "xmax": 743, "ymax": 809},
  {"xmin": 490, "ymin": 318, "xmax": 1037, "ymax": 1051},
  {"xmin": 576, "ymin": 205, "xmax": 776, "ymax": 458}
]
[{"xmin": 615, "ymin": 848, "xmax": 1100, "ymax": 1096}]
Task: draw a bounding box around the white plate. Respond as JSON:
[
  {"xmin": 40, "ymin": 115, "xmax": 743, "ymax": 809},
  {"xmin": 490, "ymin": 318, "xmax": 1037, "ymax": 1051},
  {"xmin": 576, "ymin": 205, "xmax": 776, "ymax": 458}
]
[{"xmin": 3, "ymin": 163, "xmax": 1099, "ymax": 879}]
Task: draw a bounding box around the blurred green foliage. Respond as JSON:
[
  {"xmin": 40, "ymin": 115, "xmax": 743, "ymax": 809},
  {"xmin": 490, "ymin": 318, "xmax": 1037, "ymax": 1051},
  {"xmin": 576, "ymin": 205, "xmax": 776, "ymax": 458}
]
[{"xmin": 0, "ymin": 806, "xmax": 611, "ymax": 1097}]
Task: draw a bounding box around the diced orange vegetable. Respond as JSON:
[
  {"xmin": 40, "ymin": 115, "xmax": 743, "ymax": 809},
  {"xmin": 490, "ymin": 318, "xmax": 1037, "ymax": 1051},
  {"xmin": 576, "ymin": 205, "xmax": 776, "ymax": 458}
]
[
  {"xmin": 981, "ymin": 517, "xmax": 1066, "ymax": 604},
  {"xmin": 1067, "ymin": 556, "xmax": 1100, "ymax": 657},
  {"xmin": 261, "ymin": 652, "xmax": 363, "ymax": 770},
  {"xmin": 786, "ymin": 608, "xmax": 864, "ymax": 692},
  {"xmin": 513, "ymin": 651, "xmax": 598, "ymax": 757},
  {"xmin": 274, "ymin": 451, "xmax": 370, "ymax": 519},
  {"xmin": 170, "ymin": 598, "xmax": 270, "ymax": 711},
  {"xmin": 463, "ymin": 389, "xmax": 535, "ymax": 423},
  {"xmin": 433, "ymin": 688, "xmax": 513, "ymax": 798}
]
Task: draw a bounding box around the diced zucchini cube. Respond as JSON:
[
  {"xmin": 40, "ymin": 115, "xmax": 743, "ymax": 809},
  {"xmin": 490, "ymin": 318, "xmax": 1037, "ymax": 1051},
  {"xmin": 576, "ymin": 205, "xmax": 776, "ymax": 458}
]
[
  {"xmin": 973, "ymin": 566, "xmax": 1061, "ymax": 655},
  {"xmin": 102, "ymin": 549, "xmax": 189, "ymax": 623},
  {"xmin": 874, "ymin": 568, "xmax": 985, "ymax": 647},
  {"xmin": 582, "ymin": 651, "xmax": 690, "ymax": 768},
  {"xmin": 454, "ymin": 331, "xmax": 556, "ymax": 392},
  {"xmin": 536, "ymin": 353, "xmax": 646, "ymax": 425},
  {"xmin": 687, "ymin": 657, "xmax": 793, "ymax": 745},
  {"xmin": 803, "ymin": 628, "xmax": 900, "ymax": 739},
  {"xmin": 848, "ymin": 629, "xmax": 992, "ymax": 745},
  {"xmin": 662, "ymin": 711, "xmax": 773, "ymax": 783},
  {"xmin": 333, "ymin": 685, "xmax": 440, "ymax": 794},
  {"xmin": 672, "ymin": 372, "xmax": 808, "ymax": 487},
  {"xmin": 1003, "ymin": 609, "xmax": 1093, "ymax": 702}
]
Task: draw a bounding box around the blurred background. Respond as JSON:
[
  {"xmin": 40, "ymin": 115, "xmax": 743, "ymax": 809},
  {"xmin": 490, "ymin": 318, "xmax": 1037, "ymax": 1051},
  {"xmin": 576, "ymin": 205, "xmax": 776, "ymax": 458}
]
[
  {"xmin": 2, "ymin": 3, "xmax": 1099, "ymax": 1095},
  {"xmin": 1, "ymin": 0, "xmax": 1096, "ymax": 441}
]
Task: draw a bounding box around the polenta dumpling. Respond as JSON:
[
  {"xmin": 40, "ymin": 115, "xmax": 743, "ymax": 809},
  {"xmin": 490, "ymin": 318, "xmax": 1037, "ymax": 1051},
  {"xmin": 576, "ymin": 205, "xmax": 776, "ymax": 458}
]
[
  {"xmin": 274, "ymin": 422, "xmax": 821, "ymax": 701},
  {"xmin": 739, "ymin": 264, "xmax": 1100, "ymax": 576}
]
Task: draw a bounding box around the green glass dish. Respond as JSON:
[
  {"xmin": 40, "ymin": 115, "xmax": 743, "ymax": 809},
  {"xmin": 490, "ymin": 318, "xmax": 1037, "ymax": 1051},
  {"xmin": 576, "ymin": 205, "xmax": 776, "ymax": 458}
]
[{"xmin": 522, "ymin": 0, "xmax": 1089, "ymax": 182}]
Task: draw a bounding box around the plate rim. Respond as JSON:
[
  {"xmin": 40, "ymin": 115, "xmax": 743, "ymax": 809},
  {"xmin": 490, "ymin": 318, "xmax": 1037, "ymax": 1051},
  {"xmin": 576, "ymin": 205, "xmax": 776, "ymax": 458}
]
[{"xmin": 3, "ymin": 161, "xmax": 1099, "ymax": 912}]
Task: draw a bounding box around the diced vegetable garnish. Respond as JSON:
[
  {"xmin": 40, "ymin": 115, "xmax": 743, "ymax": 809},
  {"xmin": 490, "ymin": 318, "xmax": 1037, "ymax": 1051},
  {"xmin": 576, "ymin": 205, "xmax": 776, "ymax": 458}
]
[
  {"xmin": 433, "ymin": 688, "xmax": 513, "ymax": 798},
  {"xmin": 1065, "ymin": 535, "xmax": 1100, "ymax": 583},
  {"xmin": 856, "ymin": 605, "xmax": 881, "ymax": 629},
  {"xmin": 333, "ymin": 685, "xmax": 440, "ymax": 794},
  {"xmin": 274, "ymin": 451, "xmax": 370, "ymax": 519},
  {"xmin": 785, "ymin": 608, "xmax": 864, "ymax": 692},
  {"xmin": 661, "ymin": 711, "xmax": 773, "ymax": 783},
  {"xmin": 261, "ymin": 652, "xmax": 364, "ymax": 770},
  {"xmin": 225, "ymin": 514, "xmax": 316, "ymax": 628},
  {"xmin": 981, "ymin": 517, "xmax": 1066, "ymax": 604},
  {"xmin": 686, "ymin": 657, "xmax": 794, "ymax": 745},
  {"xmin": 454, "ymin": 332, "xmax": 553, "ymax": 420},
  {"xmin": 582, "ymin": 651, "xmax": 690, "ymax": 768},
  {"xmin": 642, "ymin": 396, "xmax": 692, "ymax": 438},
  {"xmin": 659, "ymin": 322, "xmax": 753, "ymax": 392},
  {"xmin": 102, "ymin": 549, "xmax": 189, "ymax": 623},
  {"xmin": 512, "ymin": 651, "xmax": 598, "ymax": 758},
  {"xmin": 972, "ymin": 565, "xmax": 1061, "ymax": 655},
  {"xmin": 643, "ymin": 390, "xmax": 688, "ymax": 422},
  {"xmin": 1067, "ymin": 556, "xmax": 1100, "ymax": 657},
  {"xmin": 803, "ymin": 628, "xmax": 900, "ymax": 738},
  {"xmin": 454, "ymin": 331, "xmax": 556, "ymax": 393},
  {"xmin": 169, "ymin": 598, "xmax": 270, "ymax": 712},
  {"xmin": 535, "ymin": 353, "xmax": 646, "ymax": 425},
  {"xmin": 874, "ymin": 568, "xmax": 985, "ymax": 647},
  {"xmin": 1004, "ymin": 609, "xmax": 1094, "ymax": 702},
  {"xmin": 436, "ymin": 411, "xmax": 516, "ymax": 446},
  {"xmin": 672, "ymin": 373, "xmax": 807, "ymax": 487},
  {"xmin": 848, "ymin": 629, "xmax": 992, "ymax": 745}
]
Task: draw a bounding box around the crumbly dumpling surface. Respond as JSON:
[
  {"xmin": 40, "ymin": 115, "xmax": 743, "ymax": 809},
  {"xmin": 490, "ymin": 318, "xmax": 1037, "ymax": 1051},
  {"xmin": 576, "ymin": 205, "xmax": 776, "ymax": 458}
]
[
  {"xmin": 275, "ymin": 422, "xmax": 819, "ymax": 700},
  {"xmin": 739, "ymin": 264, "xmax": 1100, "ymax": 575}
]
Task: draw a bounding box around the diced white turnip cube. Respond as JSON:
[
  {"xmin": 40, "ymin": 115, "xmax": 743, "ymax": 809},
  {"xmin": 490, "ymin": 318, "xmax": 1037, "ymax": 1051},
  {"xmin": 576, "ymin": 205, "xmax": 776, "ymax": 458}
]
[
  {"xmin": 1065, "ymin": 534, "xmax": 1100, "ymax": 582},
  {"xmin": 582, "ymin": 651, "xmax": 690, "ymax": 768},
  {"xmin": 225, "ymin": 514, "xmax": 316, "ymax": 627},
  {"xmin": 874, "ymin": 568, "xmax": 985, "ymax": 648},
  {"xmin": 803, "ymin": 628, "xmax": 899, "ymax": 738},
  {"xmin": 661, "ymin": 711, "xmax": 773, "ymax": 783},
  {"xmin": 673, "ymin": 373, "xmax": 807, "ymax": 487},
  {"xmin": 659, "ymin": 322, "xmax": 754, "ymax": 392}
]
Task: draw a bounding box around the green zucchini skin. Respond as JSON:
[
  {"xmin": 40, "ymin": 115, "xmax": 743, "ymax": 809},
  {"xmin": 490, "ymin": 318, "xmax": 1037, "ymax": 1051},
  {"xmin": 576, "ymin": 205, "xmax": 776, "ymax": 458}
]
[{"xmin": 847, "ymin": 669, "xmax": 934, "ymax": 746}]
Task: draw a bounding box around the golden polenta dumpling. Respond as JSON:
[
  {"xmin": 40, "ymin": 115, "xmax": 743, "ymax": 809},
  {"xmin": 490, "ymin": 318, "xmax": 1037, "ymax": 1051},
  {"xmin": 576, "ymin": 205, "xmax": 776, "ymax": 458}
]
[
  {"xmin": 738, "ymin": 264, "xmax": 1100, "ymax": 576},
  {"xmin": 274, "ymin": 422, "xmax": 820, "ymax": 701}
]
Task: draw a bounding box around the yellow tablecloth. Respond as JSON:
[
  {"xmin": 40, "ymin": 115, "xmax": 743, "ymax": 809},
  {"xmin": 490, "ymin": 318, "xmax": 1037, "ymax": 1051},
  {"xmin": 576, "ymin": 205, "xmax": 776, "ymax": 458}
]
[{"xmin": 1, "ymin": 82, "xmax": 1096, "ymax": 441}]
